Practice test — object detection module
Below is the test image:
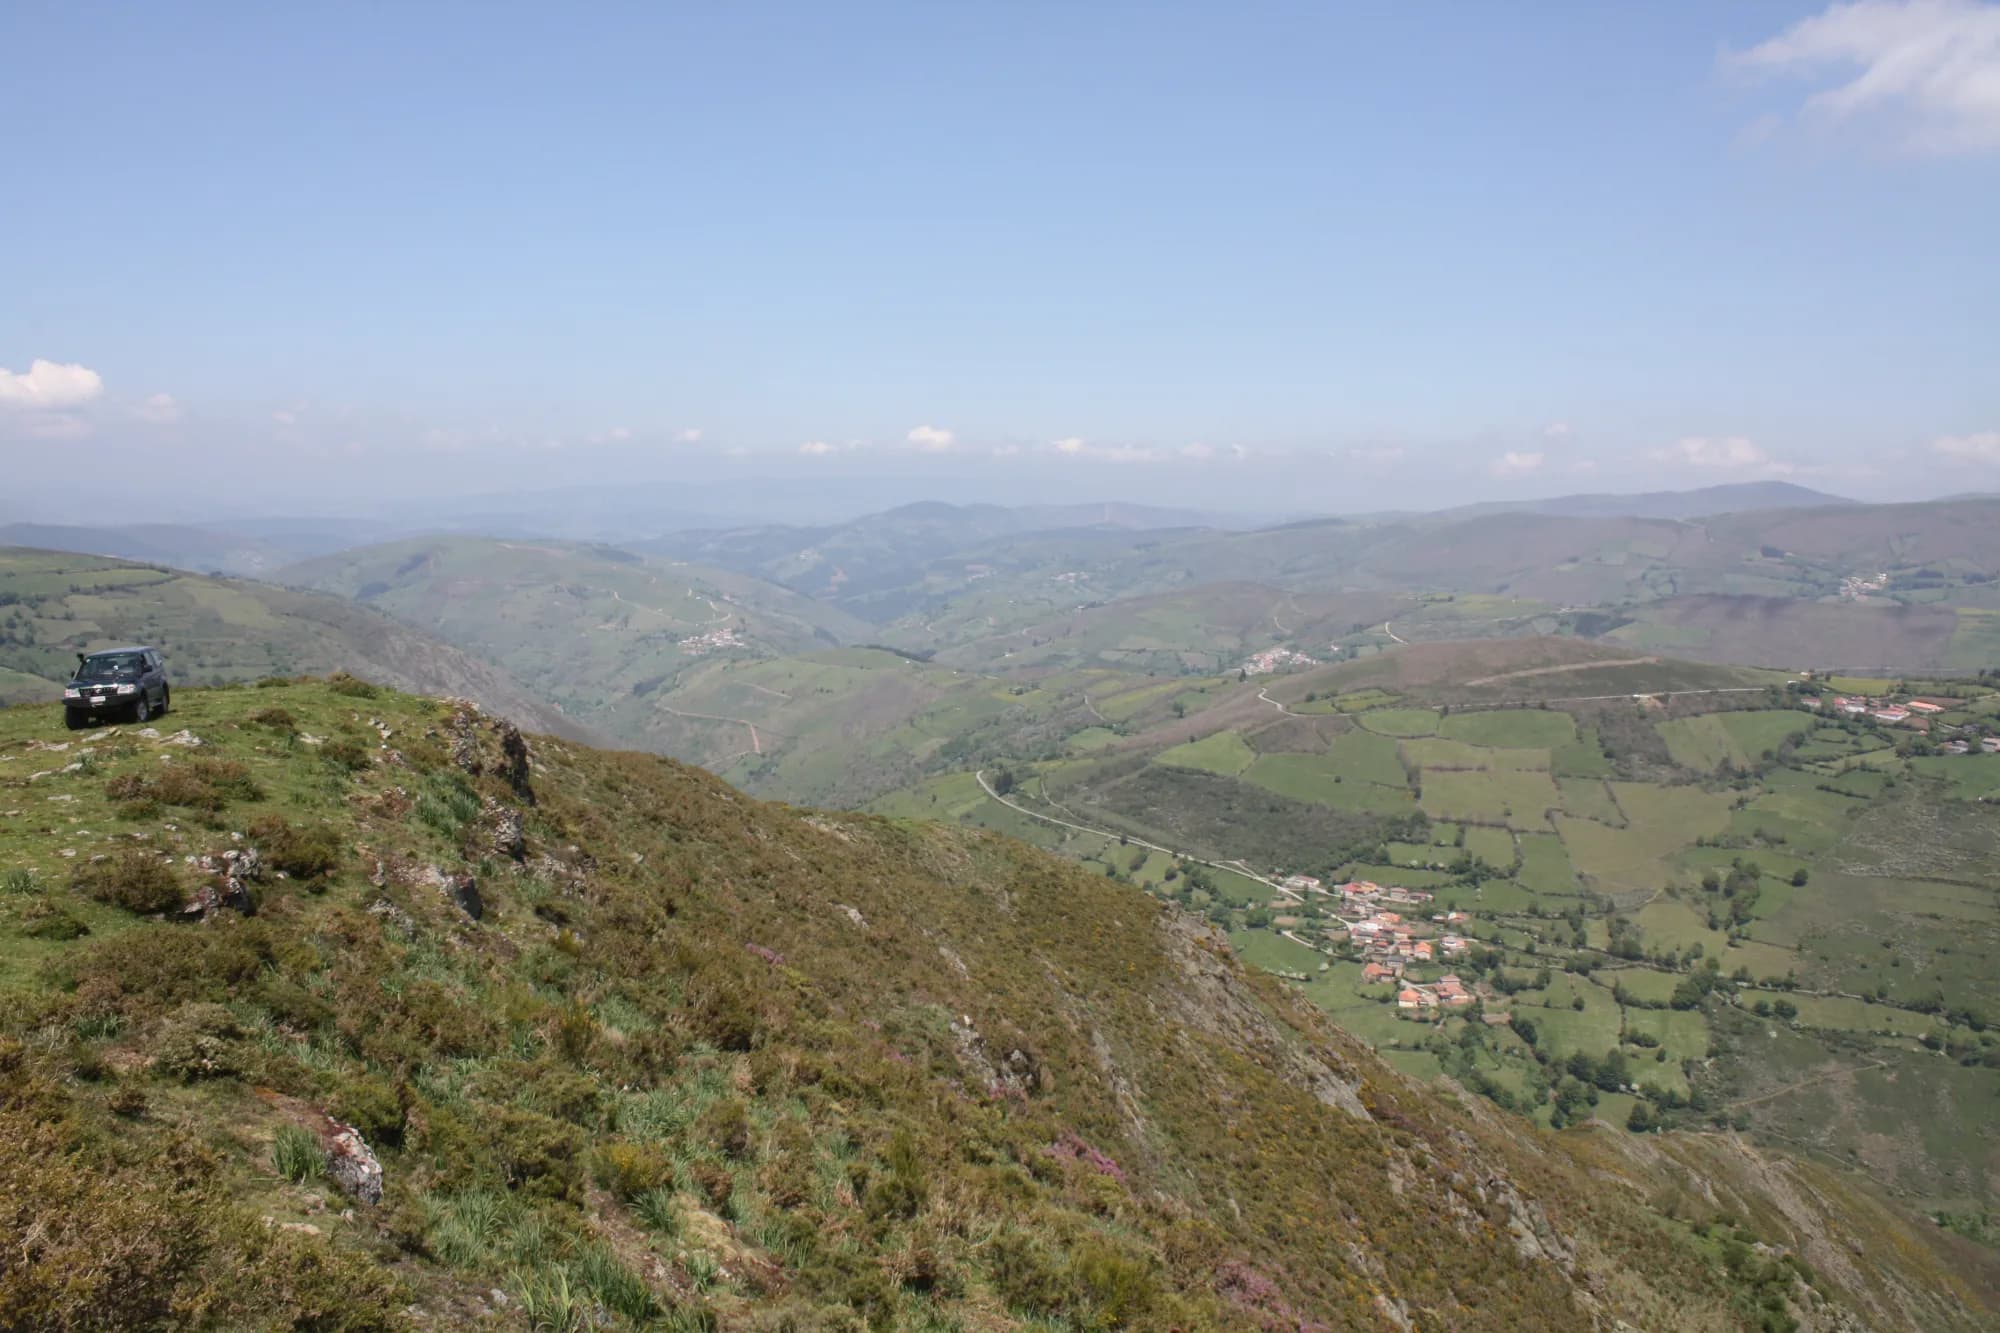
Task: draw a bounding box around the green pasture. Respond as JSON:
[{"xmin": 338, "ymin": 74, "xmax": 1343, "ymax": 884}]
[
  {"xmin": 1242, "ymin": 754, "xmax": 1417, "ymax": 813},
  {"xmin": 1440, "ymin": 708, "xmax": 1576, "ymax": 748},
  {"xmin": 1356, "ymin": 707, "xmax": 1440, "ymax": 737},
  {"xmin": 1555, "ymin": 776, "xmax": 1624, "ymax": 825},
  {"xmin": 1515, "ymin": 834, "xmax": 1582, "ymax": 896},
  {"xmin": 1419, "ymin": 769, "xmax": 1560, "ymax": 830},
  {"xmin": 1401, "ymin": 738, "xmax": 1551, "ymax": 771},
  {"xmin": 1155, "ymin": 729, "xmax": 1256, "ymax": 776}
]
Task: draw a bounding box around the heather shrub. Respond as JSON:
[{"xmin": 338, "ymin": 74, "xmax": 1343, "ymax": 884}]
[
  {"xmin": 247, "ymin": 815, "xmax": 343, "ymax": 881},
  {"xmin": 326, "ymin": 673, "xmax": 380, "ymax": 699},
  {"xmin": 153, "ymin": 1003, "xmax": 245, "ymax": 1082},
  {"xmin": 72, "ymin": 852, "xmax": 184, "ymax": 915}
]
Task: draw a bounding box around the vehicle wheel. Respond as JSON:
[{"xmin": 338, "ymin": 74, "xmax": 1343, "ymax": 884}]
[
  {"xmin": 133, "ymin": 695, "xmax": 153, "ymax": 724},
  {"xmin": 157, "ymin": 686, "xmax": 171, "ymax": 716},
  {"xmin": 64, "ymin": 709, "xmax": 87, "ymax": 732}
]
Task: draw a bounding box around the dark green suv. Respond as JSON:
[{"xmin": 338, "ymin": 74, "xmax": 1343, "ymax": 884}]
[{"xmin": 64, "ymin": 646, "xmax": 171, "ymax": 730}]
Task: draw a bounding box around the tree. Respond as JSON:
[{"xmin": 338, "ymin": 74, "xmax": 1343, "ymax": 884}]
[
  {"xmin": 1626, "ymin": 1100, "xmax": 1657, "ymax": 1133},
  {"xmin": 1790, "ymin": 868, "xmax": 1809, "ymax": 887},
  {"xmin": 990, "ymin": 768, "xmax": 1016, "ymax": 796}
]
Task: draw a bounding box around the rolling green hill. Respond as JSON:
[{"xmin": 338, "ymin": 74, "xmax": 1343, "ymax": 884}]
[
  {"xmin": 279, "ymin": 536, "xmax": 872, "ymax": 745},
  {"xmin": 868, "ymin": 639, "xmax": 2000, "ymax": 1221},
  {"xmin": 0, "ymin": 679, "xmax": 1990, "ymax": 1329},
  {"xmin": 0, "ymin": 548, "xmax": 577, "ymax": 736},
  {"xmin": 668, "ymin": 496, "xmax": 2000, "ymax": 675}
]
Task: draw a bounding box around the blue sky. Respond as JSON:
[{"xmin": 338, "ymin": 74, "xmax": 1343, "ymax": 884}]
[{"xmin": 2, "ymin": 1, "xmax": 1997, "ymax": 519}]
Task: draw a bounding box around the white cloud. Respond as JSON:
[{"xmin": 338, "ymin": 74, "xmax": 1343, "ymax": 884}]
[
  {"xmin": 1728, "ymin": 1, "xmax": 2000, "ymax": 154},
  {"xmin": 1932, "ymin": 430, "xmax": 2000, "ymax": 463},
  {"xmin": 1096, "ymin": 444, "xmax": 1160, "ymax": 463},
  {"xmin": 907, "ymin": 423, "xmax": 955, "ymax": 452},
  {"xmin": 0, "ymin": 358, "xmax": 104, "ymax": 410},
  {"xmin": 604, "ymin": 425, "xmax": 633, "ymax": 442},
  {"xmin": 1052, "ymin": 436, "xmax": 1087, "ymax": 455},
  {"xmin": 798, "ymin": 439, "xmax": 837, "ymax": 456},
  {"xmin": 271, "ymin": 409, "xmax": 299, "ymax": 426},
  {"xmin": 675, "ymin": 427, "xmax": 703, "ymax": 444},
  {"xmin": 1180, "ymin": 441, "xmax": 1215, "ymax": 460},
  {"xmin": 721, "ymin": 444, "xmax": 749, "ymax": 458},
  {"xmin": 1489, "ymin": 450, "xmax": 1546, "ymax": 478},
  {"xmin": 990, "ymin": 442, "xmax": 1023, "ymax": 457},
  {"xmin": 1344, "ymin": 444, "xmax": 1405, "ymax": 466},
  {"xmin": 1543, "ymin": 421, "xmax": 1573, "ymax": 440},
  {"xmin": 1650, "ymin": 435, "xmax": 1792, "ymax": 472},
  {"xmin": 134, "ymin": 392, "xmax": 182, "ymax": 423}
]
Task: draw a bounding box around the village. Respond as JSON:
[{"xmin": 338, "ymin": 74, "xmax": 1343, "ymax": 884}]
[
  {"xmin": 677, "ymin": 625, "xmax": 747, "ymax": 655},
  {"xmin": 1802, "ymin": 688, "xmax": 2000, "ymax": 753},
  {"xmin": 1269, "ymin": 873, "xmax": 1484, "ymax": 1020},
  {"xmin": 1238, "ymin": 646, "xmax": 1321, "ymax": 676}
]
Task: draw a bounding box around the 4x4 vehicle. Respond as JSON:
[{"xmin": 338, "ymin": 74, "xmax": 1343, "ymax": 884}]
[{"xmin": 64, "ymin": 646, "xmax": 171, "ymax": 729}]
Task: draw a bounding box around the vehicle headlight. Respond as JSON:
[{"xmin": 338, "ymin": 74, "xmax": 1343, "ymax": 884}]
[
  {"xmin": 116, "ymin": 683, "xmax": 138, "ymax": 695},
  {"xmin": 63, "ymin": 688, "xmax": 80, "ymax": 699}
]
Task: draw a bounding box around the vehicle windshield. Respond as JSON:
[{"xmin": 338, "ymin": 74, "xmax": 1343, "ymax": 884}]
[{"xmin": 75, "ymin": 653, "xmax": 146, "ymax": 682}]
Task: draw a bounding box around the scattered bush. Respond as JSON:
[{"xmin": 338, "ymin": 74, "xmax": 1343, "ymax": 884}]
[
  {"xmin": 1, "ymin": 867, "xmax": 36, "ymax": 896},
  {"xmin": 19, "ymin": 899, "xmax": 90, "ymax": 940},
  {"xmin": 72, "ymin": 852, "xmax": 184, "ymax": 915},
  {"xmin": 326, "ymin": 673, "xmax": 380, "ymax": 699},
  {"xmin": 592, "ymin": 1141, "xmax": 674, "ymax": 1201},
  {"xmin": 320, "ymin": 738, "xmax": 373, "ymax": 772},
  {"xmin": 247, "ymin": 706, "xmax": 297, "ymax": 730},
  {"xmin": 696, "ymin": 1098, "xmax": 753, "ymax": 1161},
  {"xmin": 152, "ymin": 1003, "xmax": 248, "ymax": 1083},
  {"xmin": 247, "ymin": 815, "xmax": 343, "ymax": 881},
  {"xmin": 107, "ymin": 759, "xmax": 262, "ymax": 815}
]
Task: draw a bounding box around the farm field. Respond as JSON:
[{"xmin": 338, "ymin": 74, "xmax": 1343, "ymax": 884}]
[
  {"xmin": 1241, "ymin": 753, "xmax": 1418, "ymax": 813},
  {"xmin": 870, "ymin": 657, "xmax": 2000, "ymax": 1207},
  {"xmin": 1155, "ymin": 729, "xmax": 1256, "ymax": 776},
  {"xmin": 1418, "ymin": 768, "xmax": 1561, "ymax": 829}
]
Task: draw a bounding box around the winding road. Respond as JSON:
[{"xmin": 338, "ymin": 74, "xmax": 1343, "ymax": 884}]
[{"xmin": 975, "ymin": 769, "xmax": 1299, "ymax": 901}]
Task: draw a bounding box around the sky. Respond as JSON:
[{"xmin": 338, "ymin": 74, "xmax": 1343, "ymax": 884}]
[{"xmin": 2, "ymin": 1, "xmax": 1998, "ymax": 522}]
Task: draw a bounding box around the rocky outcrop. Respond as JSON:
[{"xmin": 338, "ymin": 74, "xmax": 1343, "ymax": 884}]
[
  {"xmin": 478, "ymin": 798, "xmax": 526, "ymax": 862},
  {"xmin": 444, "ymin": 702, "xmax": 536, "ymax": 805},
  {"xmin": 180, "ymin": 846, "xmax": 261, "ymax": 920},
  {"xmin": 325, "ymin": 1121, "xmax": 382, "ymax": 1206},
  {"xmin": 421, "ymin": 864, "xmax": 483, "ymax": 921}
]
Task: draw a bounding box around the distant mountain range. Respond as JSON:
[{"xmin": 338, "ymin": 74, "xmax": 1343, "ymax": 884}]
[{"xmin": 1427, "ymin": 481, "xmax": 1854, "ymax": 522}]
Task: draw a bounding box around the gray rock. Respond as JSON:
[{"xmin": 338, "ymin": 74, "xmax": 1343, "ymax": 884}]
[{"xmin": 325, "ymin": 1122, "xmax": 382, "ymax": 1205}]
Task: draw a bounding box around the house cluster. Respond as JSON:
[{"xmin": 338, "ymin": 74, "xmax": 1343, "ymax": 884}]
[
  {"xmin": 1334, "ymin": 877, "xmax": 1435, "ymax": 908},
  {"xmin": 1839, "ymin": 571, "xmax": 1888, "ymax": 599},
  {"xmin": 1342, "ymin": 898, "xmax": 1471, "ymax": 967},
  {"xmin": 678, "ymin": 625, "xmax": 746, "ymax": 654},
  {"xmin": 1240, "ymin": 646, "xmax": 1321, "ymax": 676},
  {"xmin": 1395, "ymin": 974, "xmax": 1476, "ymax": 1015},
  {"xmin": 1817, "ymin": 694, "xmax": 1952, "ymax": 731},
  {"xmin": 1811, "ymin": 692, "xmax": 2000, "ymax": 752}
]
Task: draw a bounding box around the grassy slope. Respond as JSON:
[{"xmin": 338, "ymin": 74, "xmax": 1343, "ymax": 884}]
[
  {"xmin": 0, "ymin": 547, "xmax": 577, "ymax": 737},
  {"xmin": 0, "ymin": 680, "xmax": 1988, "ymax": 1330}
]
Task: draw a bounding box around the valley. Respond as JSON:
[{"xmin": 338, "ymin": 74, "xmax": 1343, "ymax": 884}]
[{"xmin": 4, "ymin": 486, "xmax": 1998, "ymax": 1328}]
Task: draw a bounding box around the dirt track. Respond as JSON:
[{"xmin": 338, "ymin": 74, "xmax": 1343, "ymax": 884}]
[{"xmin": 1462, "ymin": 656, "xmax": 1660, "ymax": 687}]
